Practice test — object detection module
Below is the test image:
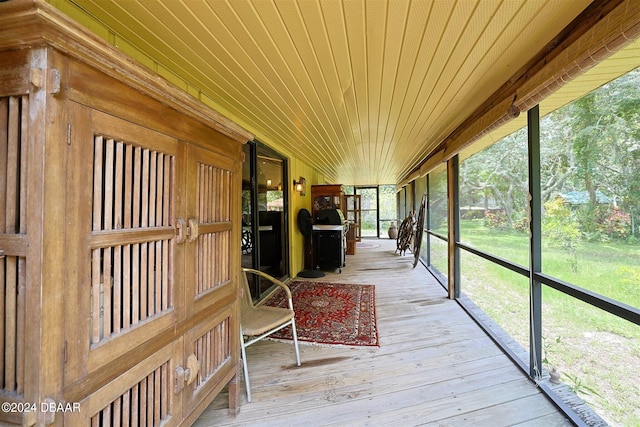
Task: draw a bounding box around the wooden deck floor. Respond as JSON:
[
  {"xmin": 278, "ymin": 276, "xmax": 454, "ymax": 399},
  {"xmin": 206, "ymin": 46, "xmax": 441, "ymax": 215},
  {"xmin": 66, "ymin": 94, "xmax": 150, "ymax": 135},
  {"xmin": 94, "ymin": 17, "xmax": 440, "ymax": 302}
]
[{"xmin": 195, "ymin": 239, "xmax": 571, "ymax": 426}]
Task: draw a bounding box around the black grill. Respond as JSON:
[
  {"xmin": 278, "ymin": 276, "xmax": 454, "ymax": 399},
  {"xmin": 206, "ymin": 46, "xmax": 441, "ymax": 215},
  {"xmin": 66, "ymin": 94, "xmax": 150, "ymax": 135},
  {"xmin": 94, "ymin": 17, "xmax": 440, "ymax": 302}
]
[{"xmin": 312, "ymin": 209, "xmax": 346, "ymax": 273}]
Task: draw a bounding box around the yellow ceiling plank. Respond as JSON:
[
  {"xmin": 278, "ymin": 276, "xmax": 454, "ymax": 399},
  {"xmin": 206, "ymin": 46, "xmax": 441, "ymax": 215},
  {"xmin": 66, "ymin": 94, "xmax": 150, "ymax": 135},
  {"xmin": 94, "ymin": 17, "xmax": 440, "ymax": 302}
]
[
  {"xmin": 388, "ymin": 0, "xmax": 456, "ymax": 160},
  {"xmin": 382, "ymin": 0, "xmax": 433, "ymax": 125},
  {"xmin": 296, "ymin": 1, "xmax": 359, "ymax": 169},
  {"xmin": 80, "ymin": 0, "xmax": 269, "ymax": 137},
  {"xmin": 419, "ymin": 0, "xmax": 517, "ymax": 141},
  {"xmin": 364, "ymin": 0, "xmax": 386, "ymax": 171},
  {"xmin": 403, "ymin": 0, "xmax": 477, "ymax": 141},
  {"xmin": 378, "ymin": 1, "xmax": 432, "ymax": 181},
  {"xmin": 79, "ymin": 0, "xmax": 217, "ymax": 93},
  {"xmin": 252, "ymin": 1, "xmax": 347, "ymax": 166},
  {"xmin": 113, "ymin": 0, "xmax": 333, "ymax": 172},
  {"xmin": 269, "ymin": 2, "xmax": 346, "ymax": 158},
  {"xmin": 372, "ymin": 0, "xmax": 408, "ymax": 177},
  {"xmin": 342, "ymin": 0, "xmax": 369, "ymax": 168},
  {"xmin": 319, "ymin": 1, "xmax": 367, "ymax": 174},
  {"xmin": 421, "ymin": 0, "xmax": 588, "ymax": 160},
  {"xmin": 408, "ymin": 0, "xmax": 500, "ymax": 158},
  {"xmin": 207, "ymin": 2, "xmax": 346, "ymax": 169},
  {"xmin": 228, "ymin": 0, "xmax": 341, "ymax": 157}
]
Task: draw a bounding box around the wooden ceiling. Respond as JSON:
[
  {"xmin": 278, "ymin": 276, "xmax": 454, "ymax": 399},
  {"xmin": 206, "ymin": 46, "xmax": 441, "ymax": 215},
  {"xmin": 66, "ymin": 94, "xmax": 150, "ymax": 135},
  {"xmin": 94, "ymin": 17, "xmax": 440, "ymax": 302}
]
[{"xmin": 64, "ymin": 0, "xmax": 640, "ymax": 185}]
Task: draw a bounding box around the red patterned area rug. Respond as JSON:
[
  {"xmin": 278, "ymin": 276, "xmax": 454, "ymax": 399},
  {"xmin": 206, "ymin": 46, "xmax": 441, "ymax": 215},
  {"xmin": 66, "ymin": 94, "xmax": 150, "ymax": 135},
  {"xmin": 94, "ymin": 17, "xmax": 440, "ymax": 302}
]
[{"xmin": 263, "ymin": 281, "xmax": 379, "ymax": 347}]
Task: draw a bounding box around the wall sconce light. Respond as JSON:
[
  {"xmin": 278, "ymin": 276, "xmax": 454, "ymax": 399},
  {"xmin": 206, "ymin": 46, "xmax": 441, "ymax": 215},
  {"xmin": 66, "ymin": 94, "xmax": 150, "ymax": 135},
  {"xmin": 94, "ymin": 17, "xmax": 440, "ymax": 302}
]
[
  {"xmin": 293, "ymin": 177, "xmax": 306, "ymax": 196},
  {"xmin": 266, "ymin": 179, "xmax": 272, "ymax": 187}
]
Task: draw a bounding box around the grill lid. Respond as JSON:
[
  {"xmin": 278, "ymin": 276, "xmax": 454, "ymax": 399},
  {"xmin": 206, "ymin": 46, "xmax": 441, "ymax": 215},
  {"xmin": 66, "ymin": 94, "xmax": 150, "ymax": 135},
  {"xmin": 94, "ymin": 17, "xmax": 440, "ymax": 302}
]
[{"xmin": 313, "ymin": 208, "xmax": 345, "ymax": 225}]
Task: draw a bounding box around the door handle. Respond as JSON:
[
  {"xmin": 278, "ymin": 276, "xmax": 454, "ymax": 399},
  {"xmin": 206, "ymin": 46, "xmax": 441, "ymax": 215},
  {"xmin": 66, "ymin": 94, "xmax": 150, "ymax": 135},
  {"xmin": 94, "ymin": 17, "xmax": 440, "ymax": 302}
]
[
  {"xmin": 174, "ymin": 354, "xmax": 200, "ymax": 393},
  {"xmin": 187, "ymin": 219, "xmax": 199, "ymax": 243},
  {"xmin": 175, "ymin": 219, "xmax": 187, "ymax": 244},
  {"xmin": 185, "ymin": 354, "xmax": 200, "ymax": 385},
  {"xmin": 176, "ymin": 219, "xmax": 200, "ymax": 243}
]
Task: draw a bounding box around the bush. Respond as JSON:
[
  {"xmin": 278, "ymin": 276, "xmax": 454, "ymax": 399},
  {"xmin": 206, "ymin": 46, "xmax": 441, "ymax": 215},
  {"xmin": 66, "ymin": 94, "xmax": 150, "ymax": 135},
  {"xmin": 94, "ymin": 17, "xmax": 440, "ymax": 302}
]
[
  {"xmin": 543, "ymin": 198, "xmax": 581, "ymax": 271},
  {"xmin": 513, "ymin": 216, "xmax": 529, "ymax": 233},
  {"xmin": 485, "ymin": 210, "xmax": 507, "ymax": 230},
  {"xmin": 543, "ymin": 198, "xmax": 581, "ymax": 244},
  {"xmin": 595, "ymin": 206, "xmax": 631, "ymax": 240}
]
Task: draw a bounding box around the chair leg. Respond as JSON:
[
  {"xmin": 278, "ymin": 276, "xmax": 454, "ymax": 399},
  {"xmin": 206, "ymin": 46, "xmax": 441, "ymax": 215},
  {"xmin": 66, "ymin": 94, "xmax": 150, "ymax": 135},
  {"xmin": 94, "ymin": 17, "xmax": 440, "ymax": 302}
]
[
  {"xmin": 290, "ymin": 319, "xmax": 301, "ymax": 367},
  {"xmin": 240, "ymin": 331, "xmax": 252, "ymax": 403}
]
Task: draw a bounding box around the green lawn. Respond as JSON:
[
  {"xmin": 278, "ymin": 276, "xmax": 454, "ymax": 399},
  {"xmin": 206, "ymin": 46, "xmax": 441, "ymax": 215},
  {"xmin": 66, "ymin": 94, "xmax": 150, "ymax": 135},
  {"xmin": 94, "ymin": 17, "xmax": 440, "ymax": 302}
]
[{"xmin": 458, "ymin": 220, "xmax": 640, "ymax": 427}]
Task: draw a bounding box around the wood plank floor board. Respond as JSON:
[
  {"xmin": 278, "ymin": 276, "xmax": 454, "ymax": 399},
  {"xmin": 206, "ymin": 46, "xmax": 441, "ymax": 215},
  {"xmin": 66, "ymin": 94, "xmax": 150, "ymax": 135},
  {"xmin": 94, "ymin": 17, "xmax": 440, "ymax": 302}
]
[
  {"xmin": 249, "ymin": 345, "xmax": 504, "ymax": 392},
  {"xmin": 204, "ymin": 366, "xmax": 526, "ymax": 427},
  {"xmin": 241, "ymin": 349, "xmax": 513, "ymax": 409},
  {"xmin": 243, "ymin": 334, "xmax": 502, "ymax": 385},
  {"xmin": 514, "ymin": 413, "xmax": 577, "ymax": 427},
  {"xmin": 433, "ymin": 394, "xmax": 568, "ymax": 427},
  {"xmin": 194, "ymin": 239, "xmax": 571, "ymax": 426},
  {"xmin": 239, "ymin": 340, "xmax": 504, "ymax": 403},
  {"xmin": 364, "ymin": 381, "xmax": 558, "ymax": 427}
]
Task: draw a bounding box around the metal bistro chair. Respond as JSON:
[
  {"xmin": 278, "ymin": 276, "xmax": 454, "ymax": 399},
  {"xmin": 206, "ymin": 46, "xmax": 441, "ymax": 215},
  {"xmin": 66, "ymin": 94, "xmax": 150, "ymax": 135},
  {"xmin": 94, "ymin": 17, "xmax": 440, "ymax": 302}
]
[{"xmin": 239, "ymin": 268, "xmax": 301, "ymax": 402}]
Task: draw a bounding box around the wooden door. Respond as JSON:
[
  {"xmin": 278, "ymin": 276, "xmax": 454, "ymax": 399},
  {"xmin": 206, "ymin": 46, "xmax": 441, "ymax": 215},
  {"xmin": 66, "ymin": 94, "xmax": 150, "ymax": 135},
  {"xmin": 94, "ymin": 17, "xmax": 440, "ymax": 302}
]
[
  {"xmin": 64, "ymin": 103, "xmax": 186, "ymax": 425},
  {"xmin": 180, "ymin": 145, "xmax": 239, "ymax": 418},
  {"xmin": 185, "ymin": 146, "xmax": 236, "ymax": 316}
]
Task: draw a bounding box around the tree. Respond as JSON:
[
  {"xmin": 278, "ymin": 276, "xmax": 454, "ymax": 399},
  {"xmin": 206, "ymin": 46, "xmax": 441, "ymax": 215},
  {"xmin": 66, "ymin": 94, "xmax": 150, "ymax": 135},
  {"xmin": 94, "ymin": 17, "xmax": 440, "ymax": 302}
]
[
  {"xmin": 460, "ymin": 129, "xmax": 528, "ymax": 228},
  {"xmin": 564, "ymin": 67, "xmax": 640, "ymax": 237},
  {"xmin": 540, "ymin": 108, "xmax": 577, "ymax": 202},
  {"xmin": 461, "ymin": 66, "xmax": 640, "ymax": 239},
  {"xmin": 543, "ymin": 197, "xmax": 581, "ymax": 271}
]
